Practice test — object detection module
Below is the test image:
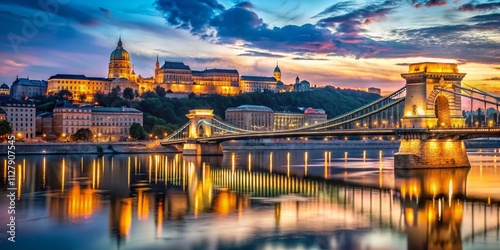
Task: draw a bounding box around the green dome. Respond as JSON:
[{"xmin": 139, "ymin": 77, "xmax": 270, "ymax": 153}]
[
  {"xmin": 110, "ymin": 38, "xmax": 130, "ymax": 61},
  {"xmin": 274, "ymin": 65, "xmax": 280, "ymax": 72}
]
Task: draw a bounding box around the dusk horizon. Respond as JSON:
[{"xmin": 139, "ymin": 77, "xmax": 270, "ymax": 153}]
[{"xmin": 1, "ymin": 0, "xmax": 499, "ymax": 95}]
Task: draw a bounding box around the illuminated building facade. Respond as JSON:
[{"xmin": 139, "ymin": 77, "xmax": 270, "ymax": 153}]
[
  {"xmin": 239, "ymin": 76, "xmax": 278, "ymax": 93},
  {"xmin": 52, "ymin": 101, "xmax": 143, "ymax": 141},
  {"xmin": 0, "ymin": 96, "xmax": 36, "ymax": 139},
  {"xmin": 53, "ymin": 103, "xmax": 92, "ymax": 135},
  {"xmin": 46, "ymin": 38, "xmax": 312, "ymax": 97},
  {"xmin": 90, "ymin": 107, "xmax": 143, "ymax": 141},
  {"xmin": 274, "ymin": 108, "xmax": 326, "ymax": 129},
  {"xmin": 10, "ymin": 76, "xmax": 47, "ymax": 100},
  {"xmin": 303, "ymin": 108, "xmax": 327, "ymax": 126},
  {"xmin": 0, "ymin": 83, "xmax": 10, "ymax": 96},
  {"xmin": 274, "ymin": 112, "xmax": 304, "ymax": 130},
  {"xmin": 225, "ymin": 105, "xmax": 274, "ymax": 131}
]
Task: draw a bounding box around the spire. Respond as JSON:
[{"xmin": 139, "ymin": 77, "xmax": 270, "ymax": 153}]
[
  {"xmin": 155, "ymin": 55, "xmax": 160, "ymax": 71},
  {"xmin": 117, "ymin": 36, "xmax": 123, "ymax": 48}
]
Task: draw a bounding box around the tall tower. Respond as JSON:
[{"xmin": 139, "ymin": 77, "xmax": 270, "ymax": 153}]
[
  {"xmin": 108, "ymin": 37, "xmax": 131, "ymax": 79},
  {"xmin": 155, "ymin": 55, "xmax": 160, "ymax": 83},
  {"xmin": 400, "ymin": 62, "xmax": 466, "ymax": 128},
  {"xmin": 273, "ymin": 62, "xmax": 281, "ymax": 82}
]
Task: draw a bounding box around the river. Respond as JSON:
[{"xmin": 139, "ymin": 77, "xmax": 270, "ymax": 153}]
[{"xmin": 1, "ymin": 148, "xmax": 499, "ymax": 250}]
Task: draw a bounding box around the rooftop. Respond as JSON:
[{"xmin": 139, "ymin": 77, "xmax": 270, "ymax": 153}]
[
  {"xmin": 160, "ymin": 61, "xmax": 191, "ymax": 70},
  {"xmin": 48, "ymin": 74, "xmax": 111, "ymax": 81},
  {"xmin": 241, "ymin": 76, "xmax": 277, "ymax": 82},
  {"xmin": 12, "ymin": 78, "xmax": 47, "ymax": 87},
  {"xmin": 227, "ymin": 105, "xmax": 273, "ymax": 112},
  {"xmin": 0, "ymin": 95, "xmax": 35, "ymax": 106}
]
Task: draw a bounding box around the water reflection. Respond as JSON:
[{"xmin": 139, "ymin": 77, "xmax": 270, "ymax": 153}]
[
  {"xmin": 0, "ymin": 149, "xmax": 499, "ymax": 250},
  {"xmin": 396, "ymin": 169, "xmax": 469, "ymax": 250}
]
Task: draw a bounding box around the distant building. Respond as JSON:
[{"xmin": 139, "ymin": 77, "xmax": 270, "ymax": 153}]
[
  {"xmin": 52, "ymin": 101, "xmax": 143, "ymax": 141},
  {"xmin": 47, "ymin": 74, "xmax": 139, "ymax": 102},
  {"xmin": 274, "ymin": 108, "xmax": 326, "ymax": 129},
  {"xmin": 304, "ymin": 108, "xmax": 327, "ymax": 126},
  {"xmin": 225, "ymin": 105, "xmax": 274, "ymax": 131},
  {"xmin": 226, "ymin": 105, "xmax": 327, "ymax": 131},
  {"xmin": 274, "ymin": 112, "xmax": 304, "ymax": 130},
  {"xmin": 36, "ymin": 112, "xmax": 53, "ymax": 135},
  {"xmin": 293, "ymin": 76, "xmax": 310, "ymax": 92},
  {"xmin": 90, "ymin": 106, "xmax": 143, "ymax": 141},
  {"xmin": 0, "ymin": 83, "xmax": 10, "ymax": 96},
  {"xmin": 10, "ymin": 76, "xmax": 47, "ymax": 100},
  {"xmin": 368, "ymin": 87, "xmax": 381, "ymax": 95},
  {"xmin": 53, "ymin": 101, "xmax": 92, "ymax": 135},
  {"xmin": 240, "ymin": 76, "xmax": 278, "ymax": 93},
  {"xmin": 0, "ymin": 96, "xmax": 36, "ymax": 139}
]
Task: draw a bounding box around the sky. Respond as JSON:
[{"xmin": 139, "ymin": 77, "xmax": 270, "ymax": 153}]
[{"xmin": 0, "ymin": 0, "xmax": 498, "ymax": 95}]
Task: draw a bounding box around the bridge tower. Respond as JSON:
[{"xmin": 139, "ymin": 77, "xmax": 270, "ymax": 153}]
[
  {"xmin": 396, "ymin": 63, "xmax": 469, "ymax": 169},
  {"xmin": 400, "ymin": 62, "xmax": 466, "ymax": 129},
  {"xmin": 183, "ymin": 109, "xmax": 222, "ymax": 155}
]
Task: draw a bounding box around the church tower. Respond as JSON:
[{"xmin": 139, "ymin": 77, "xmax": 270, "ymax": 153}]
[
  {"xmin": 155, "ymin": 55, "xmax": 160, "ymax": 83},
  {"xmin": 273, "ymin": 62, "xmax": 281, "ymax": 82},
  {"xmin": 108, "ymin": 37, "xmax": 131, "ymax": 79}
]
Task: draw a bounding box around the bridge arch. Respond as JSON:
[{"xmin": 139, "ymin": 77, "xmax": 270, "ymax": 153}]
[
  {"xmin": 433, "ymin": 92, "xmax": 454, "ymax": 127},
  {"xmin": 186, "ymin": 109, "xmax": 214, "ymax": 139}
]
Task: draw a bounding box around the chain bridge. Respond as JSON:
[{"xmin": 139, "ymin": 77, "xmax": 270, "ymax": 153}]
[{"xmin": 161, "ymin": 62, "xmax": 500, "ymax": 169}]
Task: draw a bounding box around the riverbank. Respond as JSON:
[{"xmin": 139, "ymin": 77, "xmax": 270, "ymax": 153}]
[{"xmin": 0, "ymin": 141, "xmax": 178, "ymax": 155}]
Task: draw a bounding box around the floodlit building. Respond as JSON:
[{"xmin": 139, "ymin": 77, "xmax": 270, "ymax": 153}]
[
  {"xmin": 239, "ymin": 76, "xmax": 278, "ymax": 93},
  {"xmin": 225, "ymin": 105, "xmax": 274, "ymax": 131},
  {"xmin": 0, "ymin": 83, "xmax": 10, "ymax": 96},
  {"xmin": 52, "ymin": 101, "xmax": 143, "ymax": 141},
  {"xmin": 10, "ymin": 76, "xmax": 47, "ymax": 100},
  {"xmin": 0, "ymin": 96, "xmax": 36, "ymax": 139}
]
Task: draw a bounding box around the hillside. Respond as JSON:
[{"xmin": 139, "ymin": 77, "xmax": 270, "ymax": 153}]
[{"xmin": 132, "ymin": 88, "xmax": 380, "ymax": 131}]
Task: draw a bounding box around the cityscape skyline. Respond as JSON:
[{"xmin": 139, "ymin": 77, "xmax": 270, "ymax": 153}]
[{"xmin": 0, "ymin": 0, "xmax": 499, "ymax": 95}]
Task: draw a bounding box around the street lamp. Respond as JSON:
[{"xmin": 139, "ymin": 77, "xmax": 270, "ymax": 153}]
[{"xmin": 149, "ymin": 134, "xmax": 153, "ymax": 140}]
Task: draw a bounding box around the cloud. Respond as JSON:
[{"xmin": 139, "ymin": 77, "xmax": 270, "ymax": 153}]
[
  {"xmin": 5, "ymin": 0, "xmax": 100, "ymax": 26},
  {"xmin": 484, "ymin": 77, "xmax": 500, "ymax": 81},
  {"xmin": 312, "ymin": 1, "xmax": 353, "ymax": 18},
  {"xmin": 155, "ymin": 0, "xmax": 225, "ymax": 34},
  {"xmin": 411, "ymin": 0, "xmax": 449, "ymax": 8},
  {"xmin": 395, "ymin": 63, "xmax": 411, "ymax": 66},
  {"xmin": 292, "ymin": 57, "xmax": 328, "ymax": 61},
  {"xmin": 457, "ymin": 2, "xmax": 500, "ymax": 11},
  {"xmin": 154, "ymin": 0, "xmax": 498, "ymax": 64},
  {"xmin": 238, "ymin": 50, "xmax": 285, "ymax": 58}
]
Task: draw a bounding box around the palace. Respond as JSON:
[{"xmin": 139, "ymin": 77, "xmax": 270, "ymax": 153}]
[{"xmin": 46, "ymin": 38, "xmax": 312, "ymax": 99}]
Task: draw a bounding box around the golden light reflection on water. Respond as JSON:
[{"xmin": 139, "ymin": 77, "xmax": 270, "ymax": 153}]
[{"xmin": 7, "ymin": 150, "xmax": 500, "ymax": 249}]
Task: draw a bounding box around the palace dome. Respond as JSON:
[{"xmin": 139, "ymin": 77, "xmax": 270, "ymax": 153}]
[
  {"xmin": 110, "ymin": 38, "xmax": 130, "ymax": 61},
  {"xmin": 274, "ymin": 65, "xmax": 281, "ymax": 73}
]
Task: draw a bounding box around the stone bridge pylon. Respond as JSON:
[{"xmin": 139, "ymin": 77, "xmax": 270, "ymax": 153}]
[
  {"xmin": 183, "ymin": 109, "xmax": 222, "ymax": 156},
  {"xmin": 395, "ymin": 62, "xmax": 469, "ymax": 169}
]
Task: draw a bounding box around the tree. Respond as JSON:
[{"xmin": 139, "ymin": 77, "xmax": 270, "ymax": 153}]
[
  {"xmin": 0, "ymin": 120, "xmax": 13, "ymax": 137},
  {"xmin": 57, "ymin": 90, "xmax": 73, "ymax": 100},
  {"xmin": 111, "ymin": 86, "xmax": 122, "ymax": 98},
  {"xmin": 123, "ymin": 87, "xmax": 134, "ymax": 100},
  {"xmin": 130, "ymin": 122, "xmax": 146, "ymax": 140},
  {"xmin": 141, "ymin": 91, "xmax": 157, "ymax": 99},
  {"xmin": 73, "ymin": 128, "xmax": 93, "ymax": 141},
  {"xmin": 154, "ymin": 85, "xmax": 166, "ymax": 97},
  {"xmin": 78, "ymin": 93, "xmax": 87, "ymax": 102},
  {"xmin": 134, "ymin": 89, "xmax": 140, "ymax": 98}
]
